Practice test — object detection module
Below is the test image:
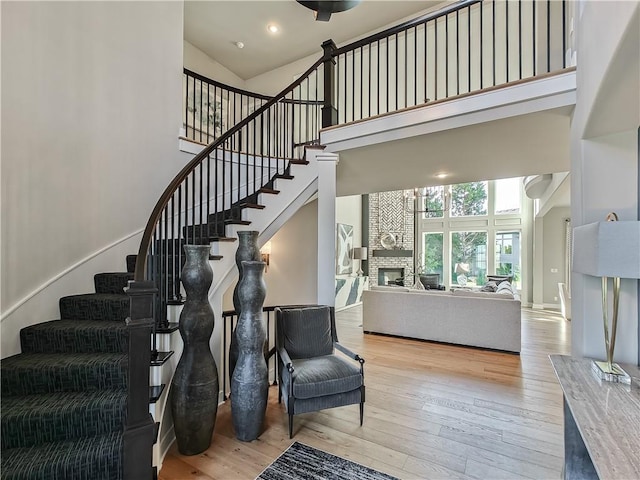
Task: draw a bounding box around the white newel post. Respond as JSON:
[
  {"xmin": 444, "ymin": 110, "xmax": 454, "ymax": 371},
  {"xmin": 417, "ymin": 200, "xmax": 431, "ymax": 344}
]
[{"xmin": 316, "ymin": 152, "xmax": 339, "ymax": 306}]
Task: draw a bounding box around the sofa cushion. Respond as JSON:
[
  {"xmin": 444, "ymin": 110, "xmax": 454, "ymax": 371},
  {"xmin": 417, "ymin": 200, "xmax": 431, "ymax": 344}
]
[
  {"xmin": 480, "ymin": 281, "xmax": 498, "ymax": 292},
  {"xmin": 451, "ymin": 289, "xmax": 514, "ymax": 300},
  {"xmin": 370, "ymin": 285, "xmax": 411, "ymax": 292},
  {"xmin": 496, "ymin": 281, "xmax": 514, "ymax": 295}
]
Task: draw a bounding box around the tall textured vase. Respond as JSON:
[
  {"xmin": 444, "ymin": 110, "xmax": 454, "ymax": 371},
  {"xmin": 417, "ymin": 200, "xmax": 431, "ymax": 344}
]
[
  {"xmin": 229, "ymin": 231, "xmax": 260, "ymax": 379},
  {"xmin": 170, "ymin": 245, "xmax": 219, "ymax": 455},
  {"xmin": 231, "ymin": 260, "xmax": 268, "ymax": 441}
]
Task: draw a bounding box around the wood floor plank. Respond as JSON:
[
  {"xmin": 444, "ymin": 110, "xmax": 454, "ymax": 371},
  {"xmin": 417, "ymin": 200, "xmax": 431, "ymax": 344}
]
[{"xmin": 160, "ymin": 307, "xmax": 570, "ymax": 479}]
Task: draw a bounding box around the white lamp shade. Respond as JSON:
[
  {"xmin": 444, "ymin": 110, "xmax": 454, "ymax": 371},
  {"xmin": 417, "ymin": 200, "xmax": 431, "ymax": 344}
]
[
  {"xmin": 352, "ymin": 247, "xmax": 368, "ymax": 260},
  {"xmin": 572, "ymin": 221, "xmax": 640, "ymax": 279}
]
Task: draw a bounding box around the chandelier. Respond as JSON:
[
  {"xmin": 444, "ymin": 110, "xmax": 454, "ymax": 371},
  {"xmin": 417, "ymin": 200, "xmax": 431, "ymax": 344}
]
[{"xmin": 403, "ymin": 186, "xmax": 450, "ymax": 214}]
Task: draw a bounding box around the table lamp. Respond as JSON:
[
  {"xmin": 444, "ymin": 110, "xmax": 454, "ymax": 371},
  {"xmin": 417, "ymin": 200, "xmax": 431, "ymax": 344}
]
[{"xmin": 572, "ymin": 213, "xmax": 640, "ymax": 384}]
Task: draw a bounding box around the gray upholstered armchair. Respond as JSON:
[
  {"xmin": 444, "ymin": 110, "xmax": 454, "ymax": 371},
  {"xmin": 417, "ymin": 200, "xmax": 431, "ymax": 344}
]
[{"xmin": 275, "ymin": 305, "xmax": 365, "ymax": 438}]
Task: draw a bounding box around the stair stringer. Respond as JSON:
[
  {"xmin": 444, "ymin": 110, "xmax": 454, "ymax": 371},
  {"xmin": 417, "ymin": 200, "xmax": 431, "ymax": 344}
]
[{"xmin": 152, "ymin": 151, "xmax": 319, "ymax": 469}]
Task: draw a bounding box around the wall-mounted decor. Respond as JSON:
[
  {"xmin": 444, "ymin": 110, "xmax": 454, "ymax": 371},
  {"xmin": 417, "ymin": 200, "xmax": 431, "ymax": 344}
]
[{"xmin": 336, "ymin": 223, "xmax": 354, "ymax": 275}]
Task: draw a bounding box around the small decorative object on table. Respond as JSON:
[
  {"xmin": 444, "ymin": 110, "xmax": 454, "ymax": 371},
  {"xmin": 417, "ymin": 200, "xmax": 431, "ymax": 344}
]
[
  {"xmin": 572, "ymin": 212, "xmax": 640, "ymax": 384},
  {"xmin": 170, "ymin": 245, "xmax": 219, "ymax": 455},
  {"xmin": 231, "ymin": 260, "xmax": 268, "ymax": 441}
]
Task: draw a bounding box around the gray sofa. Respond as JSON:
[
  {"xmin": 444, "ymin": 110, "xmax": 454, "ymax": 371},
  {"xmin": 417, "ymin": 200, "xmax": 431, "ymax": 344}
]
[{"xmin": 362, "ymin": 286, "xmax": 521, "ymax": 353}]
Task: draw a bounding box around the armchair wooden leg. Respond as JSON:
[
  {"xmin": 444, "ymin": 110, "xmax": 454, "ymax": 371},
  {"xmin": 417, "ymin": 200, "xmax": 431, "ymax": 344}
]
[
  {"xmin": 360, "ymin": 402, "xmax": 364, "ymax": 426},
  {"xmin": 288, "ymin": 414, "xmax": 293, "ymax": 439}
]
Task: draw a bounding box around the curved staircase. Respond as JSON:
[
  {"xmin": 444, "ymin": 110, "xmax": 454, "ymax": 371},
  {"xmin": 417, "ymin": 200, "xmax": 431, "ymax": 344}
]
[{"xmin": 0, "ymin": 257, "xmax": 147, "ymax": 479}]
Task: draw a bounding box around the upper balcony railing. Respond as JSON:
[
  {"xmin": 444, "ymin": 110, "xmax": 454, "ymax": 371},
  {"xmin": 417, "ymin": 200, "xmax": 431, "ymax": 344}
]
[{"xmin": 326, "ymin": 0, "xmax": 569, "ymax": 125}]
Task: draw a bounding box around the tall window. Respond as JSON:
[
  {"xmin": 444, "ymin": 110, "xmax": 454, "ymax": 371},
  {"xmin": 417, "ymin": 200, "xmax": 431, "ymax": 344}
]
[
  {"xmin": 450, "ymin": 182, "xmax": 488, "ymax": 217},
  {"xmin": 423, "ymin": 233, "xmax": 444, "ymax": 276},
  {"xmin": 495, "ymin": 177, "xmax": 522, "ymax": 215},
  {"xmin": 495, "ymin": 231, "xmax": 521, "ymax": 288},
  {"xmin": 421, "ymin": 186, "xmax": 446, "ymax": 219},
  {"xmin": 451, "ymin": 231, "xmax": 488, "ymax": 286}
]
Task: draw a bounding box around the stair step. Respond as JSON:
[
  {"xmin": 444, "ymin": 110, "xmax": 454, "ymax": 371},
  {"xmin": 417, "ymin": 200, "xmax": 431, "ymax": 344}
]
[
  {"xmin": 1, "ymin": 352, "xmax": 127, "ymax": 397},
  {"xmin": 59, "ymin": 294, "xmax": 130, "ymax": 322},
  {"xmin": 149, "ymin": 384, "xmax": 165, "ymax": 403},
  {"xmin": 1, "ymin": 390, "xmax": 127, "ymax": 450},
  {"xmin": 20, "ymin": 319, "xmax": 128, "ymax": 354},
  {"xmin": 126, "ymin": 255, "xmax": 137, "ymax": 273},
  {"xmin": 156, "ymin": 323, "xmax": 179, "ymax": 334},
  {"xmin": 224, "ymin": 219, "xmax": 251, "ymax": 226},
  {"xmin": 236, "ymin": 203, "xmax": 265, "ymax": 210},
  {"xmin": 150, "ymin": 351, "xmax": 174, "ymax": 367},
  {"xmin": 210, "ymin": 254, "xmax": 223, "ymax": 261},
  {"xmin": 209, "ymin": 236, "xmax": 236, "ymax": 242},
  {"xmin": 0, "ymin": 431, "xmax": 123, "ymax": 480},
  {"xmin": 290, "ymin": 159, "xmax": 310, "ymax": 165},
  {"xmin": 274, "ymin": 174, "xmax": 295, "ymax": 180},
  {"xmin": 94, "ymin": 272, "xmax": 134, "ymax": 295},
  {"xmin": 258, "ymin": 187, "xmax": 280, "ymax": 195}
]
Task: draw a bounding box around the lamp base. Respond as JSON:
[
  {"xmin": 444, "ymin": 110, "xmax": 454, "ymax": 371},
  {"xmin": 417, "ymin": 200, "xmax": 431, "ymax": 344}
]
[{"xmin": 591, "ymin": 360, "xmax": 631, "ymax": 384}]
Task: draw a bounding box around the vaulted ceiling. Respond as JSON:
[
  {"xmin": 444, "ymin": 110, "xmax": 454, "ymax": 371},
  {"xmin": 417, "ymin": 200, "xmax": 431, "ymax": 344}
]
[{"xmin": 184, "ymin": 0, "xmax": 443, "ymax": 79}]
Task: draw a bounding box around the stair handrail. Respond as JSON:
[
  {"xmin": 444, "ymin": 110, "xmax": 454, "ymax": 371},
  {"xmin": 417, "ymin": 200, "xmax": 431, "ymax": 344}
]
[
  {"xmin": 134, "ymin": 55, "xmax": 326, "ymax": 281},
  {"xmin": 333, "ymin": 0, "xmax": 481, "ymax": 57}
]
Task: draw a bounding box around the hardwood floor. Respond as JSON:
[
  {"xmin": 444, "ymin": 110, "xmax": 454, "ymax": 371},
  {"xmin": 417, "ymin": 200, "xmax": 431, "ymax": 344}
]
[{"xmin": 159, "ymin": 307, "xmax": 570, "ymax": 480}]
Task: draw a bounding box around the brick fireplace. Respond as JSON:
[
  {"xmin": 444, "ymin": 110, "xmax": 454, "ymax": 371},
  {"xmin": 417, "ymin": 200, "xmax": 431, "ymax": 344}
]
[{"xmin": 368, "ymin": 190, "xmax": 414, "ymax": 287}]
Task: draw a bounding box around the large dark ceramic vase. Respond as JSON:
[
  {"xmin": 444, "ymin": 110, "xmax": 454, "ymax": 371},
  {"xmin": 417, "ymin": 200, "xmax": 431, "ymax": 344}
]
[
  {"xmin": 230, "ymin": 260, "xmax": 268, "ymax": 442},
  {"xmin": 229, "ymin": 231, "xmax": 260, "ymax": 379},
  {"xmin": 170, "ymin": 245, "xmax": 219, "ymax": 455}
]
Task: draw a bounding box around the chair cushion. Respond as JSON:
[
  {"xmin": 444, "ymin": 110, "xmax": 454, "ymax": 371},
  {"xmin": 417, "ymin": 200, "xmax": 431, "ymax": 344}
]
[
  {"xmin": 283, "ymin": 355, "xmax": 362, "ymax": 399},
  {"xmin": 280, "ymin": 307, "xmax": 334, "ymax": 359}
]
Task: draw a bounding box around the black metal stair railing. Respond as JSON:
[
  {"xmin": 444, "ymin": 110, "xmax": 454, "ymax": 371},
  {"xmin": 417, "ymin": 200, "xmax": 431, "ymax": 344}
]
[
  {"xmin": 183, "ymin": 69, "xmax": 272, "ymax": 145},
  {"xmin": 328, "ymin": 0, "xmax": 568, "ymax": 124},
  {"xmin": 133, "ymin": 57, "xmax": 325, "ymax": 326}
]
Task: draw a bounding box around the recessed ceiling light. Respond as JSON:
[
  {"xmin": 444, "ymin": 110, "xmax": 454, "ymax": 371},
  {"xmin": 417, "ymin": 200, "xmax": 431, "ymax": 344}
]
[
  {"xmin": 267, "ymin": 24, "xmax": 280, "ymax": 34},
  {"xmin": 435, "ymin": 173, "xmax": 448, "ymax": 179}
]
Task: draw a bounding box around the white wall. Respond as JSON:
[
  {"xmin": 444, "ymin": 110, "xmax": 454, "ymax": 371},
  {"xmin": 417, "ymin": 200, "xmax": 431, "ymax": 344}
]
[
  {"xmin": 336, "ymin": 195, "xmax": 363, "ymax": 277},
  {"xmin": 1, "ymin": 2, "xmax": 185, "ymax": 357},
  {"xmin": 542, "ymin": 207, "xmax": 571, "ymax": 306},
  {"xmin": 571, "ymin": 1, "xmax": 639, "ymax": 365},
  {"xmin": 184, "ymin": 41, "xmax": 246, "ymax": 88},
  {"xmin": 221, "ymin": 199, "xmax": 319, "ymax": 310}
]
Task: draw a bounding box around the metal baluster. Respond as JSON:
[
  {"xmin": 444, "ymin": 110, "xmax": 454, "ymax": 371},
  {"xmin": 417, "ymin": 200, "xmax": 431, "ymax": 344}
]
[
  {"xmin": 518, "ymin": 0, "xmax": 522, "ymax": 79},
  {"xmin": 492, "ymin": 0, "xmax": 496, "ymax": 85},
  {"xmin": 445, "ymin": 13, "xmax": 449, "ymax": 98},
  {"xmin": 185, "ymin": 73, "xmax": 189, "ymax": 139},
  {"xmin": 456, "ymin": 9, "xmax": 460, "ymax": 95},
  {"xmin": 480, "ymin": 2, "xmax": 484, "ymax": 88},
  {"xmin": 562, "ymin": 0, "xmax": 566, "ymax": 68},
  {"xmin": 533, "ymin": 0, "xmax": 536, "ymax": 76},
  {"xmin": 468, "ymin": 6, "xmax": 471, "ymax": 92},
  {"xmin": 547, "ymin": 0, "xmax": 551, "ymax": 73},
  {"xmin": 506, "ymin": 0, "xmax": 509, "ymax": 82}
]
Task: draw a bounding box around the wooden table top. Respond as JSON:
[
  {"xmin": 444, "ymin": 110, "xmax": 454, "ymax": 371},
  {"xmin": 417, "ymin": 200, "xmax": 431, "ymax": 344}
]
[{"xmin": 550, "ymin": 355, "xmax": 640, "ymax": 480}]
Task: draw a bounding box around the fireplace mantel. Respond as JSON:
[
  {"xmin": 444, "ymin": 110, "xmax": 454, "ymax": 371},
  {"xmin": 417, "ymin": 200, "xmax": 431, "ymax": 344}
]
[{"xmin": 371, "ymin": 249, "xmax": 413, "ymax": 257}]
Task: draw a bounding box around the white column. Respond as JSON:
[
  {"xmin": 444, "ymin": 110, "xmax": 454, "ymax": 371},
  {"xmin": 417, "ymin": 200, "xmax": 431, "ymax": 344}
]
[{"xmin": 316, "ymin": 152, "xmax": 339, "ymax": 306}]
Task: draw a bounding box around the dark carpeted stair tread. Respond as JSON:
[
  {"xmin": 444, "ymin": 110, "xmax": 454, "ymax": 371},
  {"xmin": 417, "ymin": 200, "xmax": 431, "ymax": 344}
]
[
  {"xmin": 126, "ymin": 255, "xmax": 136, "ymax": 273},
  {"xmin": 1, "ymin": 352, "xmax": 127, "ymax": 397},
  {"xmin": 94, "ymin": 272, "xmax": 134, "ymax": 295},
  {"xmin": 20, "ymin": 319, "xmax": 128, "ymax": 354},
  {"xmin": 59, "ymin": 293, "xmax": 130, "ymax": 322},
  {"xmin": 1, "ymin": 390, "xmax": 127, "ymax": 450},
  {"xmin": 0, "ymin": 431, "xmax": 123, "ymax": 480}
]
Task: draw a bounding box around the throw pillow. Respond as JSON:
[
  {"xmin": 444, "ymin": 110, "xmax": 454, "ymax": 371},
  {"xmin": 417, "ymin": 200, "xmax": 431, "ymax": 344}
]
[
  {"xmin": 496, "ymin": 281, "xmax": 513, "ymax": 295},
  {"xmin": 480, "ymin": 281, "xmax": 498, "ymax": 292},
  {"xmin": 487, "ymin": 274, "xmax": 513, "ymax": 285}
]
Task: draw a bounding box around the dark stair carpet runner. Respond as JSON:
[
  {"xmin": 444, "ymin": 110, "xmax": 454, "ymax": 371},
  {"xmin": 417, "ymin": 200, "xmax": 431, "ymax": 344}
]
[{"xmin": 0, "ymin": 257, "xmax": 137, "ymax": 480}]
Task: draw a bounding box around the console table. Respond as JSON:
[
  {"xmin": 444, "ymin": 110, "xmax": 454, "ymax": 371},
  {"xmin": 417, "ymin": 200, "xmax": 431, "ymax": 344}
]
[{"xmin": 550, "ymin": 355, "xmax": 640, "ymax": 479}]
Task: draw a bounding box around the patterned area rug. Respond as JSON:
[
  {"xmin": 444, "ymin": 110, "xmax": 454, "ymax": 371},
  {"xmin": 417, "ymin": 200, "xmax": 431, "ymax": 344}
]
[{"xmin": 256, "ymin": 442, "xmax": 399, "ymax": 480}]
